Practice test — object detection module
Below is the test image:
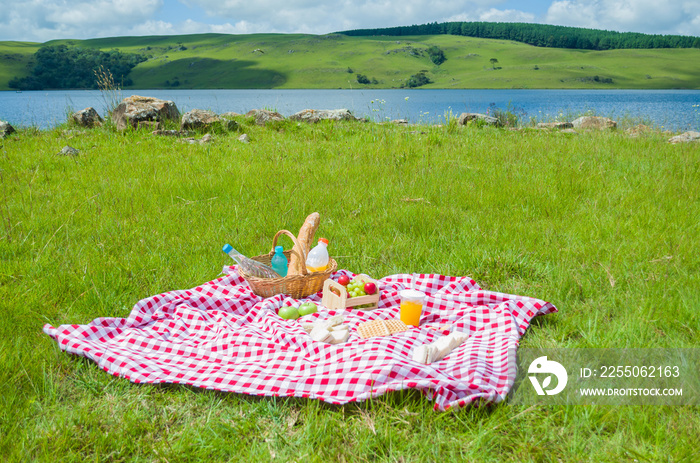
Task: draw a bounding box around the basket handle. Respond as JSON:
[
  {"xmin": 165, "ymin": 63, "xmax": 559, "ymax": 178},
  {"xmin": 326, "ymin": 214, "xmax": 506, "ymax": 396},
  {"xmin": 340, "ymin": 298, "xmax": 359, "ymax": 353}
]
[{"xmin": 269, "ymin": 229, "xmax": 309, "ymax": 276}]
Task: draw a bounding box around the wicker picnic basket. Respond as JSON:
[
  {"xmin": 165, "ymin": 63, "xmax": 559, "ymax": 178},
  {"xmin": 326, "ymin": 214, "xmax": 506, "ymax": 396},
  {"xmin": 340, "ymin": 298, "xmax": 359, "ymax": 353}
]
[{"xmin": 240, "ymin": 229, "xmax": 337, "ymax": 299}]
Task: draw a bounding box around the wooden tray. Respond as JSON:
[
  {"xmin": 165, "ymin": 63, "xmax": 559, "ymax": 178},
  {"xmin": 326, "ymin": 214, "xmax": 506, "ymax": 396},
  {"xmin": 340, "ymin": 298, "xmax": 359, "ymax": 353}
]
[{"xmin": 321, "ymin": 274, "xmax": 380, "ymax": 311}]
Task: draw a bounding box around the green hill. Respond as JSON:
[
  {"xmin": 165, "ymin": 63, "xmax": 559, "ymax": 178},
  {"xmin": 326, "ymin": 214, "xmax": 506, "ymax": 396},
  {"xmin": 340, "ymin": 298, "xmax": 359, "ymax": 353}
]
[{"xmin": 2, "ymin": 32, "xmax": 699, "ymax": 90}]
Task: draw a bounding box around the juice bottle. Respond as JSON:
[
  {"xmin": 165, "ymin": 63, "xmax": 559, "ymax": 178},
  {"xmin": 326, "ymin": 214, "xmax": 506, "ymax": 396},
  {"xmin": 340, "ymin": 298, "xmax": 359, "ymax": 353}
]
[
  {"xmin": 270, "ymin": 245, "xmax": 288, "ymax": 277},
  {"xmin": 305, "ymin": 238, "xmax": 329, "ymax": 272}
]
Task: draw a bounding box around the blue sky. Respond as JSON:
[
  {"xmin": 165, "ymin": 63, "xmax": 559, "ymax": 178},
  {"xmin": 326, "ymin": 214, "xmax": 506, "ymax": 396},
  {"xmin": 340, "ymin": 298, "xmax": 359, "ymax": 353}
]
[{"xmin": 2, "ymin": 0, "xmax": 699, "ymax": 43}]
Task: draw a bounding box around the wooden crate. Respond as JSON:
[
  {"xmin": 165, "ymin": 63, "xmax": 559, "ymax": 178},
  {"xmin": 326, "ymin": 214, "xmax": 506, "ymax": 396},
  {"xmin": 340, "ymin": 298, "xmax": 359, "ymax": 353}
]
[{"xmin": 321, "ymin": 274, "xmax": 380, "ymax": 311}]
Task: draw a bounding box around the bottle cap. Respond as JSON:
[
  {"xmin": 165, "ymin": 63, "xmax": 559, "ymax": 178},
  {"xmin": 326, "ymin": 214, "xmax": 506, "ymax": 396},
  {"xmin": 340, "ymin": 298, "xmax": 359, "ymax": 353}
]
[
  {"xmin": 222, "ymin": 244, "xmax": 233, "ymax": 254},
  {"xmin": 275, "ymin": 245, "xmax": 284, "ymax": 253},
  {"xmin": 318, "ymin": 237, "xmax": 329, "ymax": 245}
]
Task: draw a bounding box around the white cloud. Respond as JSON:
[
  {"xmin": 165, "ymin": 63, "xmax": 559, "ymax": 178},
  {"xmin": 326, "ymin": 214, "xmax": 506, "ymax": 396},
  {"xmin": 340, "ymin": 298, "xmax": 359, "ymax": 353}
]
[
  {"xmin": 446, "ymin": 7, "xmax": 537, "ymax": 25},
  {"xmin": 477, "ymin": 8, "xmax": 536, "ymax": 23},
  {"xmin": 686, "ymin": 13, "xmax": 700, "ymax": 35},
  {"xmin": 126, "ymin": 19, "xmax": 244, "ymax": 37},
  {"xmin": 183, "ymin": 0, "xmax": 501, "ymax": 33},
  {"xmin": 545, "ymin": 0, "xmax": 700, "ymax": 35},
  {"xmin": 1, "ymin": 0, "xmax": 163, "ymax": 42},
  {"xmin": 125, "ymin": 20, "xmax": 178, "ymax": 37},
  {"xmin": 46, "ymin": 0, "xmax": 161, "ymax": 27},
  {"xmin": 0, "ymin": 0, "xmax": 697, "ymax": 42}
]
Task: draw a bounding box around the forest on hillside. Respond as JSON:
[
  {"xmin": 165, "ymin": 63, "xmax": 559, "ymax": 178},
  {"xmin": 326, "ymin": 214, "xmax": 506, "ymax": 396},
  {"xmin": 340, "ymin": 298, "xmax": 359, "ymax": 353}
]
[
  {"xmin": 9, "ymin": 45, "xmax": 146, "ymax": 90},
  {"xmin": 340, "ymin": 21, "xmax": 700, "ymax": 50}
]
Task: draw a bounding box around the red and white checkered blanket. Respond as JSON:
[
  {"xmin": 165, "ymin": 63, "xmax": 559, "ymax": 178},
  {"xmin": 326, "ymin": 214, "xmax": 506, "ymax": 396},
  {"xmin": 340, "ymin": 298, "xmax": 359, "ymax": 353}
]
[{"xmin": 43, "ymin": 268, "xmax": 557, "ymax": 411}]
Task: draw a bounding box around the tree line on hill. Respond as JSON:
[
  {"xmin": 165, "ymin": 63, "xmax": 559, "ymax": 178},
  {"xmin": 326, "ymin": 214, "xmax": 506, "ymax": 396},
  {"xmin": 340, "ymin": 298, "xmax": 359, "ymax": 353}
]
[
  {"xmin": 9, "ymin": 45, "xmax": 146, "ymax": 90},
  {"xmin": 340, "ymin": 22, "xmax": 700, "ymax": 50}
]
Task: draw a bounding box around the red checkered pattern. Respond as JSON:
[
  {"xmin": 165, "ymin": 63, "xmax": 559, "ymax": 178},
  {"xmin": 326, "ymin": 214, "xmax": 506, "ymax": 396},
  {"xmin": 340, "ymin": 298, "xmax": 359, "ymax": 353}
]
[{"xmin": 43, "ymin": 268, "xmax": 557, "ymax": 411}]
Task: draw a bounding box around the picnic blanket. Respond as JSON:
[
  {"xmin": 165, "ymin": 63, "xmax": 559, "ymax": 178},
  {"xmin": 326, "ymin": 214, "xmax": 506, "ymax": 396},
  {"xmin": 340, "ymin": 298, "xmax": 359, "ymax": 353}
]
[{"xmin": 43, "ymin": 268, "xmax": 557, "ymax": 411}]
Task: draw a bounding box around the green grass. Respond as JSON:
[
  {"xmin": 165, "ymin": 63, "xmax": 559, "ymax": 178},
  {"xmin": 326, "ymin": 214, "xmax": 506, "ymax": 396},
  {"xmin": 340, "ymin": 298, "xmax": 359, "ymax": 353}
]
[
  {"xmin": 2, "ymin": 33, "xmax": 700, "ymax": 90},
  {"xmin": 0, "ymin": 41, "xmax": 41, "ymax": 88},
  {"xmin": 1, "ymin": 116, "xmax": 699, "ymax": 461}
]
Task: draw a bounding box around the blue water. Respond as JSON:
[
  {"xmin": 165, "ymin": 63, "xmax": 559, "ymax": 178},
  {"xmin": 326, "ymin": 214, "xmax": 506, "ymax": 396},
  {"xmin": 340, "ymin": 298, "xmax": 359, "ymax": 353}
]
[{"xmin": 1, "ymin": 88, "xmax": 698, "ymax": 131}]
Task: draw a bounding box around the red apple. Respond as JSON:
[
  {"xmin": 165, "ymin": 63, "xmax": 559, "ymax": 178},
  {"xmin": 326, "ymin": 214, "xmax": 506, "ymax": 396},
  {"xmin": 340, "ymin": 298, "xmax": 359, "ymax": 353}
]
[
  {"xmin": 364, "ymin": 282, "xmax": 377, "ymax": 295},
  {"xmin": 338, "ymin": 275, "xmax": 350, "ymax": 286}
]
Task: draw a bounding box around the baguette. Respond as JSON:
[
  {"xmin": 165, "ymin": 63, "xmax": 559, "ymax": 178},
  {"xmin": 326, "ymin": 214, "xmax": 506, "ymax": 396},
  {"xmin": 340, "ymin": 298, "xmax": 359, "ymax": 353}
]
[{"xmin": 288, "ymin": 212, "xmax": 320, "ymax": 275}]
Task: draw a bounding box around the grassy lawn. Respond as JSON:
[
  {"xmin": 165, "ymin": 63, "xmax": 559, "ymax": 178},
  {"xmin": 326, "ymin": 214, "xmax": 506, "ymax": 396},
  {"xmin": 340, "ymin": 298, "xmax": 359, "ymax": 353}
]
[{"xmin": 1, "ymin": 114, "xmax": 698, "ymax": 461}]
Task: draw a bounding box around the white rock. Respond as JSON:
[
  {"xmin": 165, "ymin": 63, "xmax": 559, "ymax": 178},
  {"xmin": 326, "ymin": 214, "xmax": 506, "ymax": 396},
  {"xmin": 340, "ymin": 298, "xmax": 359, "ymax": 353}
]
[{"xmin": 668, "ymin": 131, "xmax": 700, "ymax": 144}]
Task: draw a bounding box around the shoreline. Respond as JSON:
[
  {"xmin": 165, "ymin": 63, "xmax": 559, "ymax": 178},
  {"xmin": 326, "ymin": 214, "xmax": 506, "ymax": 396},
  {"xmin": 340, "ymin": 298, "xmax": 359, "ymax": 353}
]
[
  {"xmin": 4, "ymin": 86, "xmax": 700, "ymax": 92},
  {"xmin": 1, "ymin": 88, "xmax": 699, "ymax": 132}
]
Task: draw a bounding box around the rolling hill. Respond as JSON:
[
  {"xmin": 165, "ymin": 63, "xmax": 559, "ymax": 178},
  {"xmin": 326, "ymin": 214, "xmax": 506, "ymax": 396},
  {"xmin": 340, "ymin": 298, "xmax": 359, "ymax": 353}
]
[{"xmin": 1, "ymin": 32, "xmax": 699, "ymax": 90}]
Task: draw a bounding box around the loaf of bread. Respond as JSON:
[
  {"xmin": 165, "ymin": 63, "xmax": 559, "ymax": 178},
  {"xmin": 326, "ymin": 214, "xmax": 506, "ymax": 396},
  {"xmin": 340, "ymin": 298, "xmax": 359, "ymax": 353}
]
[{"xmin": 287, "ymin": 212, "xmax": 320, "ymax": 275}]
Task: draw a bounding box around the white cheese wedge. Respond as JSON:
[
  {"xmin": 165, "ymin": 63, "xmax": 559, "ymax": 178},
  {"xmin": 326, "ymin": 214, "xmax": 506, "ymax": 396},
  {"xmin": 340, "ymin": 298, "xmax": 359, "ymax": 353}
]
[
  {"xmin": 310, "ymin": 326, "xmax": 333, "ymax": 343},
  {"xmin": 328, "ymin": 329, "xmax": 350, "ymax": 344}
]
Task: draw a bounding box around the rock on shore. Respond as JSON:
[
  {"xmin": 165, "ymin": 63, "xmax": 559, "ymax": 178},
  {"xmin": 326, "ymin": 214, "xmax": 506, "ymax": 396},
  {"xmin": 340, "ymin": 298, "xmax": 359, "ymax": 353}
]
[
  {"xmin": 572, "ymin": 116, "xmax": 617, "ymax": 130},
  {"xmin": 181, "ymin": 109, "xmax": 238, "ymax": 132},
  {"xmin": 668, "ymin": 131, "xmax": 700, "ymax": 144},
  {"xmin": 245, "ymin": 109, "xmax": 285, "ymax": 125},
  {"xmin": 458, "ymin": 113, "xmax": 500, "ymax": 126},
  {"xmin": 289, "ymin": 109, "xmax": 359, "ymax": 123},
  {"xmin": 72, "ymin": 107, "xmax": 103, "ymax": 128},
  {"xmin": 111, "ymin": 96, "xmax": 180, "ymax": 131},
  {"xmin": 1, "ymin": 121, "xmax": 15, "ymax": 137}
]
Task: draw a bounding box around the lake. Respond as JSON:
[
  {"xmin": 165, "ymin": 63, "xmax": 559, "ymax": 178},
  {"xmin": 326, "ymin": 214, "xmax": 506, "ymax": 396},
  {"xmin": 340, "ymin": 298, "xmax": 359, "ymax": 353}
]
[{"xmin": 1, "ymin": 88, "xmax": 699, "ymax": 131}]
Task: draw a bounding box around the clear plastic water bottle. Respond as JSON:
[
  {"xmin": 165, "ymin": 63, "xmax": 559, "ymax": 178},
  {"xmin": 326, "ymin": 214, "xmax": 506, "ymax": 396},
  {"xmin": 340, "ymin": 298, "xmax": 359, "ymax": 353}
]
[
  {"xmin": 305, "ymin": 238, "xmax": 329, "ymax": 273},
  {"xmin": 222, "ymin": 244, "xmax": 281, "ymax": 279},
  {"xmin": 270, "ymin": 245, "xmax": 288, "ymax": 277}
]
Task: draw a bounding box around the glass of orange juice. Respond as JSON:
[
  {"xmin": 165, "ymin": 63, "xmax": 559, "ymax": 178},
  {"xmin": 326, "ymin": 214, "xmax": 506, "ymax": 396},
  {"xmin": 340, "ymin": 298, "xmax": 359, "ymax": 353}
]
[{"xmin": 399, "ymin": 289, "xmax": 426, "ymax": 327}]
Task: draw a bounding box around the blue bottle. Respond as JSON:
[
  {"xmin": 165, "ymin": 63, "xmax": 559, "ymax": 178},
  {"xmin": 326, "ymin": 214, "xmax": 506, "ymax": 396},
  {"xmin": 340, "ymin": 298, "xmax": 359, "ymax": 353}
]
[{"xmin": 270, "ymin": 245, "xmax": 288, "ymax": 277}]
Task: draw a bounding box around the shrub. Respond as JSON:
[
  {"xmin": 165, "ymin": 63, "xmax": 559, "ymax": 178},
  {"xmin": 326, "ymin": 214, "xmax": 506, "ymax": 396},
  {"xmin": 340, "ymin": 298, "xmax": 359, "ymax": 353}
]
[
  {"xmin": 405, "ymin": 71, "xmax": 432, "ymax": 88},
  {"xmin": 427, "ymin": 46, "xmax": 446, "ymax": 65},
  {"xmin": 356, "ymin": 74, "xmax": 370, "ymax": 84}
]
